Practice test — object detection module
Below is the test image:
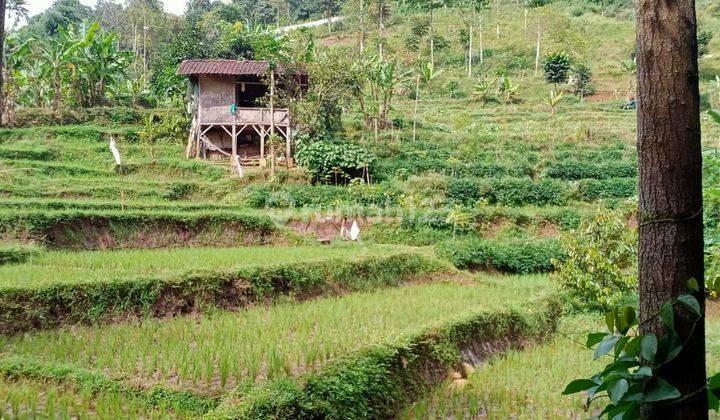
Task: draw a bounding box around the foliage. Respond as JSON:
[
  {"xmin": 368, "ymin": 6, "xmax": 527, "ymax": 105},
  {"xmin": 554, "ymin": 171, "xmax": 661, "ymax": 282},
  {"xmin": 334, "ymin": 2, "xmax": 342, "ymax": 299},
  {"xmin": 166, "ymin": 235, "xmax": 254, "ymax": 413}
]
[
  {"xmin": 569, "ymin": 63, "xmax": 594, "ymax": 98},
  {"xmin": 0, "ymin": 244, "xmax": 40, "ymax": 265},
  {"xmin": 542, "ymin": 51, "xmax": 572, "ymax": 86},
  {"xmin": 498, "ymin": 75, "xmax": 520, "ymax": 104},
  {"xmin": 698, "ymin": 30, "xmax": 713, "ymax": 57},
  {"xmin": 472, "ymin": 78, "xmax": 493, "ymax": 104},
  {"xmin": 436, "ymin": 237, "xmax": 564, "ymax": 273},
  {"xmin": 546, "ymin": 160, "xmax": 637, "ymax": 180},
  {"xmin": 563, "ymin": 290, "xmax": 717, "ymax": 419},
  {"xmin": 576, "ymin": 178, "xmax": 637, "ymax": 201},
  {"xmin": 295, "ymin": 137, "xmax": 374, "ymax": 184},
  {"xmin": 553, "ymin": 205, "xmax": 636, "ymax": 310},
  {"xmin": 9, "ymin": 20, "xmax": 132, "ymax": 110},
  {"xmin": 544, "ymin": 90, "xmax": 565, "ymax": 114}
]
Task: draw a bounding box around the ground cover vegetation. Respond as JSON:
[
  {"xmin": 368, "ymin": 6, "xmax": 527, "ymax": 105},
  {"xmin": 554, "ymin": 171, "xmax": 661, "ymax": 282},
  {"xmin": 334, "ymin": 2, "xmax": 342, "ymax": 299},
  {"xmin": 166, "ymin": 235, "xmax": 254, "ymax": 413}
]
[{"xmin": 0, "ymin": 0, "xmax": 719, "ymax": 417}]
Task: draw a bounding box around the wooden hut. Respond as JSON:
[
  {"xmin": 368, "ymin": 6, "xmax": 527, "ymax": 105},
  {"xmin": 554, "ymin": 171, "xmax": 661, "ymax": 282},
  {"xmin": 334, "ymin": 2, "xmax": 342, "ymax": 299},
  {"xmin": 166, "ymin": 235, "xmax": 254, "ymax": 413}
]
[{"xmin": 177, "ymin": 59, "xmax": 307, "ymax": 168}]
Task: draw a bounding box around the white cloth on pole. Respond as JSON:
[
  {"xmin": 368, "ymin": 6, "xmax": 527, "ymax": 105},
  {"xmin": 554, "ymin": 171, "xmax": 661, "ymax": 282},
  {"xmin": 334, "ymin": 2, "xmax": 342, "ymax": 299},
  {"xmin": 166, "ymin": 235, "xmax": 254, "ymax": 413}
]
[
  {"xmin": 109, "ymin": 139, "xmax": 122, "ymax": 165},
  {"xmin": 349, "ymin": 220, "xmax": 360, "ymax": 241}
]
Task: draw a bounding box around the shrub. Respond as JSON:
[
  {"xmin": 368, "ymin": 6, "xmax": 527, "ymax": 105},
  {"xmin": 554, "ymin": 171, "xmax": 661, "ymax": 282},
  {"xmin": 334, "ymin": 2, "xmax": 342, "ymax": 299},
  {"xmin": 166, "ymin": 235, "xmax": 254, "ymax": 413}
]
[
  {"xmin": 436, "ymin": 237, "xmax": 564, "ymax": 274},
  {"xmin": 569, "ymin": 63, "xmax": 594, "ymax": 98},
  {"xmin": 546, "ymin": 160, "xmax": 637, "ymax": 180},
  {"xmin": 295, "ymin": 138, "xmax": 374, "ymax": 184},
  {"xmin": 552, "ymin": 205, "xmax": 636, "ymax": 310},
  {"xmin": 542, "ymin": 51, "xmax": 572, "ymax": 87},
  {"xmin": 576, "ymin": 178, "xmax": 637, "ymax": 200},
  {"xmin": 447, "ymin": 177, "xmax": 484, "ymax": 205},
  {"xmin": 489, "ymin": 178, "xmax": 570, "ymax": 206},
  {"xmin": 0, "ymin": 245, "xmax": 41, "ymax": 265}
]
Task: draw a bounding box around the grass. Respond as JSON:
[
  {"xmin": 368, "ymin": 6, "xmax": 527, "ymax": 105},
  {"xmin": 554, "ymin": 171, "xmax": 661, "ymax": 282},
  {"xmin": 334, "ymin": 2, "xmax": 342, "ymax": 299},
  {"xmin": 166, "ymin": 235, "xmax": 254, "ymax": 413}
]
[
  {"xmin": 0, "ymin": 376, "xmax": 185, "ymax": 419},
  {"xmin": 0, "ymin": 244, "xmax": 413, "ymax": 288},
  {"xmin": 401, "ymin": 312, "xmax": 720, "ymax": 419},
  {"xmin": 0, "ymin": 275, "xmax": 554, "ymax": 396}
]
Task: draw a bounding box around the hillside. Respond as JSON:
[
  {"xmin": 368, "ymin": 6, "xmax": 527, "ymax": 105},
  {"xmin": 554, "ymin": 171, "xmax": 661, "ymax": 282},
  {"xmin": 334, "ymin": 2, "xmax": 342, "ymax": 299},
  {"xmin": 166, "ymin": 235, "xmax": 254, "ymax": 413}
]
[{"xmin": 1, "ymin": 0, "xmax": 720, "ymax": 418}]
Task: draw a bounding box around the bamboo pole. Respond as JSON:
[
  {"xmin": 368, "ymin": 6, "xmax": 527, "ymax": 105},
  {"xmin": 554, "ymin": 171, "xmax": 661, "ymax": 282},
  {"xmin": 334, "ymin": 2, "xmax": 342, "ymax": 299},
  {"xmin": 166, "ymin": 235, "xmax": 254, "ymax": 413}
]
[{"xmin": 468, "ymin": 24, "xmax": 473, "ymax": 78}]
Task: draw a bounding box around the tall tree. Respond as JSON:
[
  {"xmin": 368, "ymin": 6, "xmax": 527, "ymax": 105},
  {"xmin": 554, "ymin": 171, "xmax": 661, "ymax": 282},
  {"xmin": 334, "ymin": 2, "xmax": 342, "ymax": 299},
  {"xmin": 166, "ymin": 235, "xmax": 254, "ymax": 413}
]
[{"xmin": 636, "ymin": 0, "xmax": 706, "ymax": 417}]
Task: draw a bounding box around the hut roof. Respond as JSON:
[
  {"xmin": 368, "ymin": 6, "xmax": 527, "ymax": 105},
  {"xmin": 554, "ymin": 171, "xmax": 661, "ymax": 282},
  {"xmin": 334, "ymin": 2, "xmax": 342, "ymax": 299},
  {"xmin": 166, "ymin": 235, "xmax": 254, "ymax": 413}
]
[{"xmin": 177, "ymin": 59, "xmax": 304, "ymax": 76}]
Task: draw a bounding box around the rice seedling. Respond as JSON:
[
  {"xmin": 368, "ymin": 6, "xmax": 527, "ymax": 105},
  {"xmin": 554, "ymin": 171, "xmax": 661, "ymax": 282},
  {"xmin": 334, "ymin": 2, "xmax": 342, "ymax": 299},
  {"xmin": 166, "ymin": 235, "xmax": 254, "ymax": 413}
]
[
  {"xmin": 0, "ymin": 275, "xmax": 555, "ymax": 396},
  {"xmin": 0, "ymin": 244, "xmax": 415, "ymax": 289},
  {"xmin": 401, "ymin": 315, "xmax": 720, "ymax": 419},
  {"xmin": 0, "ymin": 377, "xmax": 184, "ymax": 419}
]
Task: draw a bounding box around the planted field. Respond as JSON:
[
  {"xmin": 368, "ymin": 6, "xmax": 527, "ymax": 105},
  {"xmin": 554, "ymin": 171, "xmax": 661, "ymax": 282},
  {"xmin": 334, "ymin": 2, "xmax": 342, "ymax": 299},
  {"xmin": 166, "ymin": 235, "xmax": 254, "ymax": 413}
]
[
  {"xmin": 401, "ymin": 314, "xmax": 720, "ymax": 419},
  {"xmin": 0, "ymin": 376, "xmax": 184, "ymax": 419},
  {"xmin": 0, "ymin": 276, "xmax": 557, "ymax": 401},
  {"xmin": 0, "ymin": 246, "xmax": 445, "ymax": 333},
  {"xmin": 0, "ymin": 244, "xmax": 410, "ymax": 288}
]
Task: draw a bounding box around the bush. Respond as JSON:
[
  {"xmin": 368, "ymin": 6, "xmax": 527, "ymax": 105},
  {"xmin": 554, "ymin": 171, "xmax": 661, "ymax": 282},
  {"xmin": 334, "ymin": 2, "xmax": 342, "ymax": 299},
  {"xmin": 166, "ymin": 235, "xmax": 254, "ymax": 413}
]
[
  {"xmin": 489, "ymin": 178, "xmax": 570, "ymax": 206},
  {"xmin": 447, "ymin": 177, "xmax": 484, "ymax": 205},
  {"xmin": 552, "ymin": 205, "xmax": 636, "ymax": 310},
  {"xmin": 295, "ymin": 137, "xmax": 374, "ymax": 184},
  {"xmin": 576, "ymin": 178, "xmax": 637, "ymax": 200},
  {"xmin": 546, "ymin": 160, "xmax": 637, "ymax": 180},
  {"xmin": 0, "ymin": 245, "xmax": 41, "ymax": 265},
  {"xmin": 543, "ymin": 51, "xmax": 572, "ymax": 86},
  {"xmin": 436, "ymin": 237, "xmax": 564, "ymax": 274}
]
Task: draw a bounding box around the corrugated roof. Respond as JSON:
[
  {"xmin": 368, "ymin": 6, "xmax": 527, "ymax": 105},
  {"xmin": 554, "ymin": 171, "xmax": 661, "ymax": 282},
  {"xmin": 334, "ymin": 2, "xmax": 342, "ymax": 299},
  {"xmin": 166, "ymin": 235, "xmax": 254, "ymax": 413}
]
[{"xmin": 177, "ymin": 59, "xmax": 303, "ymax": 76}]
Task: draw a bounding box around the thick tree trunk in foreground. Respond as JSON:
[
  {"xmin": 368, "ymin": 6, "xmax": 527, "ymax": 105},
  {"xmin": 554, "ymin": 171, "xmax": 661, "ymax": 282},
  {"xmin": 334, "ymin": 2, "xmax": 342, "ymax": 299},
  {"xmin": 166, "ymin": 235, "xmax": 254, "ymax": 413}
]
[
  {"xmin": 0, "ymin": 0, "xmax": 6, "ymax": 127},
  {"xmin": 636, "ymin": 0, "xmax": 706, "ymax": 418}
]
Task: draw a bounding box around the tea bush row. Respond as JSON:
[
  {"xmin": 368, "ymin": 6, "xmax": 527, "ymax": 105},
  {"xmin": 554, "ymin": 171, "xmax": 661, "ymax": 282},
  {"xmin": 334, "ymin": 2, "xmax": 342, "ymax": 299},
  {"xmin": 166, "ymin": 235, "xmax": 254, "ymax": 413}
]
[{"xmin": 436, "ymin": 237, "xmax": 565, "ymax": 273}]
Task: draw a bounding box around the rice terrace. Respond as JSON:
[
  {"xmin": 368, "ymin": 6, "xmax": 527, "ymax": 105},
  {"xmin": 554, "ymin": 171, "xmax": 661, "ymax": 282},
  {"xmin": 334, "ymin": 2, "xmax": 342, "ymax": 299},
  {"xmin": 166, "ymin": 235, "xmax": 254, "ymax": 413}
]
[{"xmin": 0, "ymin": 0, "xmax": 719, "ymax": 418}]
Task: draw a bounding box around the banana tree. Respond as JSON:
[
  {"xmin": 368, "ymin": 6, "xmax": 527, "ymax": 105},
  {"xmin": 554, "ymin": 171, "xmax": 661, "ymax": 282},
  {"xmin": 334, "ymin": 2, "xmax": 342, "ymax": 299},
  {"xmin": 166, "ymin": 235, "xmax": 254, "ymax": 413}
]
[
  {"xmin": 75, "ymin": 21, "xmax": 131, "ymax": 106},
  {"xmin": 37, "ymin": 26, "xmax": 82, "ymax": 109}
]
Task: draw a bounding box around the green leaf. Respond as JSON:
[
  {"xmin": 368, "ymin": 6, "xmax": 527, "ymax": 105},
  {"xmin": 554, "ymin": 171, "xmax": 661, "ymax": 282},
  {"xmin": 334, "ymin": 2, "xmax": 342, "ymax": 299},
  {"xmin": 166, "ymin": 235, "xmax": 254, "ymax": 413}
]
[
  {"xmin": 688, "ymin": 278, "xmax": 699, "ymax": 293},
  {"xmin": 643, "ymin": 377, "xmax": 681, "ymax": 402},
  {"xmin": 709, "ymin": 388, "xmax": 719, "ymax": 412},
  {"xmin": 595, "ymin": 335, "xmax": 620, "ymax": 360},
  {"xmin": 634, "ymin": 366, "xmax": 652, "ymax": 377},
  {"xmin": 677, "ymin": 294, "xmax": 701, "ymax": 316},
  {"xmin": 606, "ymin": 309, "xmax": 616, "ymax": 332},
  {"xmin": 562, "ymin": 379, "xmax": 598, "ymax": 395},
  {"xmin": 641, "ymin": 334, "xmax": 658, "ymax": 362},
  {"xmin": 587, "ymin": 332, "xmax": 610, "ymax": 348},
  {"xmin": 614, "ymin": 336, "xmax": 630, "ymax": 359},
  {"xmin": 659, "ymin": 301, "xmax": 674, "ymax": 330},
  {"xmin": 624, "ymin": 336, "xmax": 642, "ymax": 357},
  {"xmin": 608, "ymin": 379, "xmax": 629, "ymax": 404},
  {"xmin": 617, "ymin": 307, "xmax": 637, "ymax": 334},
  {"xmin": 656, "ymin": 332, "xmax": 683, "ymax": 365}
]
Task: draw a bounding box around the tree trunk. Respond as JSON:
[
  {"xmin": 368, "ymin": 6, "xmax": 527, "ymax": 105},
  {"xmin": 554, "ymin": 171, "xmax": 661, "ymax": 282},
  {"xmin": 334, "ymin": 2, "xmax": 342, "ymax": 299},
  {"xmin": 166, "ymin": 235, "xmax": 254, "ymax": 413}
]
[
  {"xmin": 636, "ymin": 0, "xmax": 706, "ymax": 418},
  {"xmin": 0, "ymin": 0, "xmax": 5, "ymax": 127}
]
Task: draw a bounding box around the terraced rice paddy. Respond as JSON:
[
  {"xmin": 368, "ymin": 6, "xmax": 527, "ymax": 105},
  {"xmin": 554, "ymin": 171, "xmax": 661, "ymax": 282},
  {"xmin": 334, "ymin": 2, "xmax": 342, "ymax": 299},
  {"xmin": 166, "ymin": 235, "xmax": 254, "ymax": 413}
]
[
  {"xmin": 0, "ymin": 377, "xmax": 182, "ymax": 419},
  {"xmin": 0, "ymin": 275, "xmax": 554, "ymax": 396},
  {"xmin": 0, "ymin": 244, "xmax": 416, "ymax": 288}
]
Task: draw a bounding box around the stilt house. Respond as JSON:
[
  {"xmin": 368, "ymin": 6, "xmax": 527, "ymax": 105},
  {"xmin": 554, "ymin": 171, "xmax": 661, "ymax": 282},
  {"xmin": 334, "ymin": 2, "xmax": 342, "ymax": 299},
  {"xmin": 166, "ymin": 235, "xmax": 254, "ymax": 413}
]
[{"xmin": 177, "ymin": 59, "xmax": 307, "ymax": 167}]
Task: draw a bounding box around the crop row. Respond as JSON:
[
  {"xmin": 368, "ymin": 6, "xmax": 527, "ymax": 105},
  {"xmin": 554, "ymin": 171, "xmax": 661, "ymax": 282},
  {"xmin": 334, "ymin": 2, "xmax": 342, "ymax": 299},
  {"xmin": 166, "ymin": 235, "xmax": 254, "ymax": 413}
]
[
  {"xmin": 436, "ymin": 237, "xmax": 564, "ymax": 274},
  {"xmin": 244, "ymin": 177, "xmax": 636, "ymax": 209},
  {"xmin": 0, "ymin": 251, "xmax": 445, "ymax": 334}
]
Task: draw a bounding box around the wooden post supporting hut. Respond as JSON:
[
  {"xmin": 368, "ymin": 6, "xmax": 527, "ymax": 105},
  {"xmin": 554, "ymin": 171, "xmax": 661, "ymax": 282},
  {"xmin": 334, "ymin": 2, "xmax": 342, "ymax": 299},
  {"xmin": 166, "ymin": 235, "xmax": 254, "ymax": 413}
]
[{"xmin": 177, "ymin": 59, "xmax": 307, "ymax": 170}]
